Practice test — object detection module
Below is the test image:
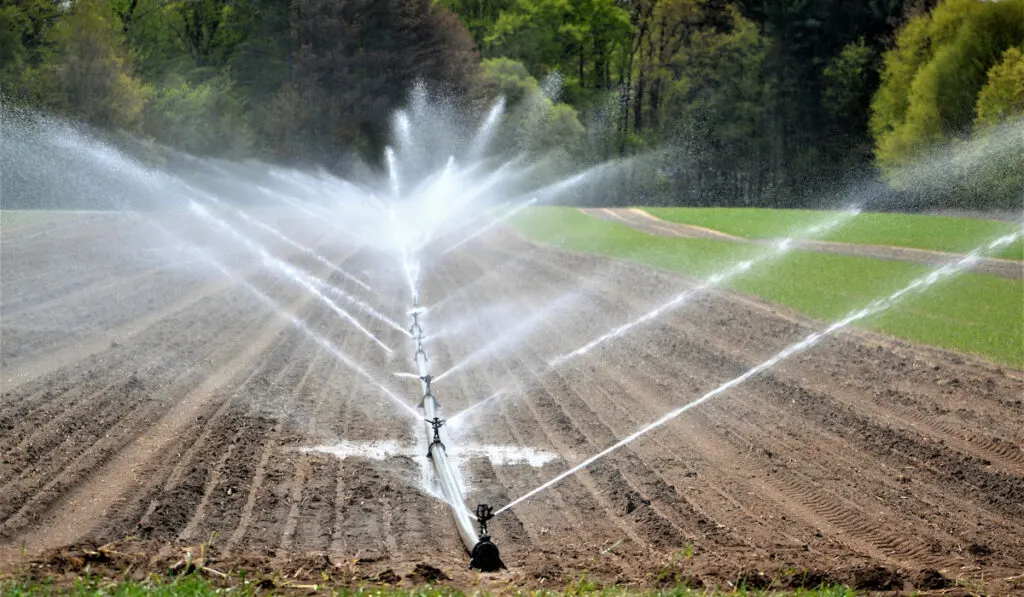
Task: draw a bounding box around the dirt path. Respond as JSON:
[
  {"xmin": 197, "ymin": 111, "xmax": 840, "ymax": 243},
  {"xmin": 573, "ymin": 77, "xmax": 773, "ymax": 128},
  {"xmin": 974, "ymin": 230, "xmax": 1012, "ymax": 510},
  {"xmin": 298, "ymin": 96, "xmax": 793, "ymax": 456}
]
[
  {"xmin": 581, "ymin": 207, "xmax": 1023, "ymax": 280},
  {"xmin": 1, "ymin": 213, "xmax": 1022, "ymax": 593}
]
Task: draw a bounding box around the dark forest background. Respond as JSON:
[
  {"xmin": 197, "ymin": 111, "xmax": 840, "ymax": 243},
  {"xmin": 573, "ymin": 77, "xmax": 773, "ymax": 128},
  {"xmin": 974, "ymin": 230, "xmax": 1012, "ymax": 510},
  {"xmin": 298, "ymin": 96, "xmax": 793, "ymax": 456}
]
[{"xmin": 1, "ymin": 0, "xmax": 1022, "ymax": 208}]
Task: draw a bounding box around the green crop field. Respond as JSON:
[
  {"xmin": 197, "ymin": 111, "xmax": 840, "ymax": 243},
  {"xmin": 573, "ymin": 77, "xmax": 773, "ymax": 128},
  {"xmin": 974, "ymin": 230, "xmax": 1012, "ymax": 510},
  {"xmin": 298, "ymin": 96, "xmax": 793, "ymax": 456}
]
[
  {"xmin": 643, "ymin": 207, "xmax": 1024, "ymax": 261},
  {"xmin": 513, "ymin": 207, "xmax": 1024, "ymax": 368}
]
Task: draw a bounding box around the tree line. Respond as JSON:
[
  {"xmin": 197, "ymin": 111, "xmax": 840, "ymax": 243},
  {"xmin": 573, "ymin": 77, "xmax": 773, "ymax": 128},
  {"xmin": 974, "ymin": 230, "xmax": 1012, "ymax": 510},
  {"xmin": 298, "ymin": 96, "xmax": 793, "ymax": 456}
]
[{"xmin": 1, "ymin": 0, "xmax": 1021, "ymax": 208}]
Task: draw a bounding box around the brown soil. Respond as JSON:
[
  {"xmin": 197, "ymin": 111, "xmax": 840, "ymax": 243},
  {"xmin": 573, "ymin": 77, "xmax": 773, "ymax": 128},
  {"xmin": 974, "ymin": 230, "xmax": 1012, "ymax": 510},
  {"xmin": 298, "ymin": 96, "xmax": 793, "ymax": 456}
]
[
  {"xmin": 2, "ymin": 212, "xmax": 1023, "ymax": 594},
  {"xmin": 582, "ymin": 208, "xmax": 1023, "ymax": 280}
]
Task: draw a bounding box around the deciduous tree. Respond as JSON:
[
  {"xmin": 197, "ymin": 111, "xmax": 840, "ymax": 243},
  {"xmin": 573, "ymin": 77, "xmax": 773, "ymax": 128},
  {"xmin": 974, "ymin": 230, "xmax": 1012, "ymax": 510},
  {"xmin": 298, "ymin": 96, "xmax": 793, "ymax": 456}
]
[
  {"xmin": 31, "ymin": 0, "xmax": 148, "ymax": 130},
  {"xmin": 872, "ymin": 0, "xmax": 1024, "ymax": 171}
]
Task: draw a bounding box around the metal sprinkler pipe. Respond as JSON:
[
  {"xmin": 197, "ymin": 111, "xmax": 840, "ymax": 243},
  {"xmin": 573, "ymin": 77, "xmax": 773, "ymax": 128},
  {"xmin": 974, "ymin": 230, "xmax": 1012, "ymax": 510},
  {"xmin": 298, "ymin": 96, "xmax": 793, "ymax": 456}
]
[{"xmin": 405, "ymin": 298, "xmax": 504, "ymax": 570}]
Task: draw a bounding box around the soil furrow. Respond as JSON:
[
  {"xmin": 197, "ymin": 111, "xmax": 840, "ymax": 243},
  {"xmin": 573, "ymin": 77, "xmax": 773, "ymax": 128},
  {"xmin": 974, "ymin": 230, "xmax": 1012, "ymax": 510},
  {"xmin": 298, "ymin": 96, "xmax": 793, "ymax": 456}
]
[{"xmin": 3, "ymin": 217, "xmax": 1023, "ymax": 592}]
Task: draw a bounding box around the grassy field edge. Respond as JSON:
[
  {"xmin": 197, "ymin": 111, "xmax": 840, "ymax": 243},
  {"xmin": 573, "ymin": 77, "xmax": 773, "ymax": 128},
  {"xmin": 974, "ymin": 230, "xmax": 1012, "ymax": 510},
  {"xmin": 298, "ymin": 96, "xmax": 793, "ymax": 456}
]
[
  {"xmin": 0, "ymin": 573, "xmax": 861, "ymax": 597},
  {"xmin": 642, "ymin": 207, "xmax": 1024, "ymax": 261},
  {"xmin": 512, "ymin": 207, "xmax": 1023, "ymax": 368}
]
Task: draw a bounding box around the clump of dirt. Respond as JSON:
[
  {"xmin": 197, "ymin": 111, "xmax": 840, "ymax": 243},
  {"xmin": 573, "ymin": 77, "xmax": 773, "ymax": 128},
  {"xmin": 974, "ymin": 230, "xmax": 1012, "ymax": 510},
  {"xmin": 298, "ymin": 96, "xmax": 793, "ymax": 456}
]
[
  {"xmin": 23, "ymin": 542, "xmax": 142, "ymax": 576},
  {"xmin": 370, "ymin": 569, "xmax": 400, "ymax": 584},
  {"xmin": 849, "ymin": 566, "xmax": 905, "ymax": 591},
  {"xmin": 530, "ymin": 560, "xmax": 562, "ymax": 582},
  {"xmin": 406, "ymin": 563, "xmax": 450, "ymax": 583},
  {"xmin": 734, "ymin": 570, "xmax": 772, "ymax": 590},
  {"xmin": 254, "ymin": 578, "xmax": 276, "ymax": 590},
  {"xmin": 915, "ymin": 568, "xmax": 950, "ymax": 590}
]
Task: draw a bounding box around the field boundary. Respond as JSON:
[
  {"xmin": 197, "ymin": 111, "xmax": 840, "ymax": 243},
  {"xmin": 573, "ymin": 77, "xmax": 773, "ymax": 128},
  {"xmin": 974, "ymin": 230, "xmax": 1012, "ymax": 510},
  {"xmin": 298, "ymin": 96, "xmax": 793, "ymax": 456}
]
[
  {"xmin": 580, "ymin": 208, "xmax": 1023, "ymax": 280},
  {"xmin": 504, "ymin": 225, "xmax": 1023, "ymax": 378}
]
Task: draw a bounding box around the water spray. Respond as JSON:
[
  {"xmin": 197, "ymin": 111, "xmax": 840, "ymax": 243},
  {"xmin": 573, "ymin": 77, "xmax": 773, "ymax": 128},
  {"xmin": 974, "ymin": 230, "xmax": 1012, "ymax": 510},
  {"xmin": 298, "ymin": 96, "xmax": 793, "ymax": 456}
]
[
  {"xmin": 143, "ymin": 218, "xmax": 419, "ymax": 419},
  {"xmin": 231, "ymin": 207, "xmax": 371, "ymax": 291},
  {"xmin": 468, "ymin": 97, "xmax": 507, "ymax": 160},
  {"xmin": 435, "ymin": 290, "xmax": 582, "ymax": 383},
  {"xmin": 549, "ymin": 208, "xmax": 861, "ymax": 367},
  {"xmin": 385, "ymin": 146, "xmax": 401, "ymax": 199},
  {"xmin": 271, "ymin": 191, "xmax": 380, "ymax": 251},
  {"xmin": 447, "ymin": 389, "xmax": 509, "ymax": 429},
  {"xmin": 188, "ymin": 201, "xmax": 395, "ymax": 354},
  {"xmin": 440, "ymin": 198, "xmax": 538, "ymax": 256},
  {"xmin": 495, "ymin": 229, "xmax": 1023, "ymax": 516}
]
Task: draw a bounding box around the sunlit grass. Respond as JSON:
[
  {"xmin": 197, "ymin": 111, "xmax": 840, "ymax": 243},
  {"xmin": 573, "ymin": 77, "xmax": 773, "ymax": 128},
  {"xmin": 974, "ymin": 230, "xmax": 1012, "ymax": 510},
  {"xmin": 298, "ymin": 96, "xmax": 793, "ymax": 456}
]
[
  {"xmin": 513, "ymin": 207, "xmax": 1024, "ymax": 368},
  {"xmin": 0, "ymin": 573, "xmax": 858, "ymax": 596},
  {"xmin": 644, "ymin": 207, "xmax": 1024, "ymax": 260}
]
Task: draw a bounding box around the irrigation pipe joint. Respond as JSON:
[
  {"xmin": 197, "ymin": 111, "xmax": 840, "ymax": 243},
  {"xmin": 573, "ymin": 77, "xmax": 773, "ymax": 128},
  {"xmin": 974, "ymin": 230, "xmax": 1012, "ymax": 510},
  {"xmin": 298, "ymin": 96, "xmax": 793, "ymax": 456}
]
[{"xmin": 469, "ymin": 504, "xmax": 505, "ymax": 572}]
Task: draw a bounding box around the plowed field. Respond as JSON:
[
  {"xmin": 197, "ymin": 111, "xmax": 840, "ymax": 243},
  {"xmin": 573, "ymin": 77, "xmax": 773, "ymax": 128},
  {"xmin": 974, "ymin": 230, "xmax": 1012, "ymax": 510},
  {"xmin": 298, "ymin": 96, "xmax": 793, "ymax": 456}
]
[{"xmin": 2, "ymin": 212, "xmax": 1022, "ymax": 593}]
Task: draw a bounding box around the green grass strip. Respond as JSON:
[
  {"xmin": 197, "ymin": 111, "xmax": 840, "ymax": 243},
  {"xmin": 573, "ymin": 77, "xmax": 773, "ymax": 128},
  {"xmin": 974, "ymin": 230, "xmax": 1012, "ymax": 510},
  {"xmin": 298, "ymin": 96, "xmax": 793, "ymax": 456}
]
[
  {"xmin": 1, "ymin": 574, "xmax": 858, "ymax": 596},
  {"xmin": 644, "ymin": 207, "xmax": 1023, "ymax": 261},
  {"xmin": 514, "ymin": 207, "xmax": 1023, "ymax": 368}
]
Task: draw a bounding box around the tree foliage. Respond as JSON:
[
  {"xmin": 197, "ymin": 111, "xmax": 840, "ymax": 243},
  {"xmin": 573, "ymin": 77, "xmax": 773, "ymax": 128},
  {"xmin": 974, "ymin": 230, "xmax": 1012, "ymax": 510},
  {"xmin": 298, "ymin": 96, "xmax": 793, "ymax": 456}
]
[
  {"xmin": 29, "ymin": 0, "xmax": 149, "ymax": 129},
  {"xmin": 282, "ymin": 0, "xmax": 479, "ymax": 161},
  {"xmin": 3, "ymin": 0, "xmax": 1020, "ymax": 208},
  {"xmin": 0, "ymin": 0, "xmax": 61, "ymax": 93},
  {"xmin": 871, "ymin": 0, "xmax": 1024, "ymax": 171},
  {"xmin": 971, "ymin": 46, "xmax": 1024, "ymax": 208},
  {"xmin": 2, "ymin": 0, "xmax": 478, "ymax": 166},
  {"xmin": 823, "ymin": 39, "xmax": 877, "ymax": 137},
  {"xmin": 143, "ymin": 73, "xmax": 251, "ymax": 156},
  {"xmin": 660, "ymin": 6, "xmax": 773, "ymax": 204},
  {"xmin": 482, "ymin": 0, "xmax": 631, "ymax": 105},
  {"xmin": 478, "ymin": 57, "xmax": 585, "ymax": 155},
  {"xmin": 974, "ymin": 46, "xmax": 1024, "ymax": 131}
]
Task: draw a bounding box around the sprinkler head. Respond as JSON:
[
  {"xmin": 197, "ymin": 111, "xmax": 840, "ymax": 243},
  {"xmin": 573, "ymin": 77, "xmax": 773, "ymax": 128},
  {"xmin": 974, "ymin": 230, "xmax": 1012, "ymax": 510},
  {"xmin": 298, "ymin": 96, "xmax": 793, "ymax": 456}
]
[
  {"xmin": 475, "ymin": 503, "xmax": 494, "ymax": 532},
  {"xmin": 426, "ymin": 416, "xmax": 445, "ymax": 441},
  {"xmin": 424, "ymin": 415, "xmax": 447, "ymax": 456}
]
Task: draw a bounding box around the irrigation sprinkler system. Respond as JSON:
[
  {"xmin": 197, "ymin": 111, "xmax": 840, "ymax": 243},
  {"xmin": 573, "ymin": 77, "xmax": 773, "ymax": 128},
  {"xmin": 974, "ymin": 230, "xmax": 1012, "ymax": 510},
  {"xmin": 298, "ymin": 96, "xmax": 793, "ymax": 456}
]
[
  {"xmin": 176, "ymin": 170, "xmax": 1024, "ymax": 573},
  {"xmin": 345, "ymin": 118, "xmax": 1020, "ymax": 571},
  {"xmin": 12, "ymin": 92, "xmax": 1020, "ymax": 578},
  {"xmin": 405, "ymin": 302, "xmax": 506, "ymax": 571}
]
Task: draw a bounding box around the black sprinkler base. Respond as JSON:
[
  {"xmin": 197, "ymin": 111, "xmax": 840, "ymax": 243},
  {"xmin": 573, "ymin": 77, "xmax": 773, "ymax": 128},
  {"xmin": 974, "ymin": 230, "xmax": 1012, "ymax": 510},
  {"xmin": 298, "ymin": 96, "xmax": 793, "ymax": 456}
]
[{"xmin": 468, "ymin": 536, "xmax": 506, "ymax": 572}]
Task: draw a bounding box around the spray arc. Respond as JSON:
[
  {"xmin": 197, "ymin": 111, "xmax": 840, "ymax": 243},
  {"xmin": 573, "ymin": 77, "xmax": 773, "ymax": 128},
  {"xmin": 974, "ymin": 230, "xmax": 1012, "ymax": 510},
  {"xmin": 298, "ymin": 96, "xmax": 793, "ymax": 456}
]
[{"xmin": 406, "ymin": 303, "xmax": 506, "ymax": 571}]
